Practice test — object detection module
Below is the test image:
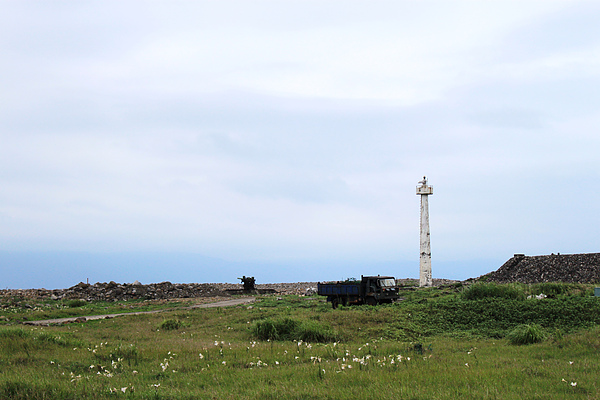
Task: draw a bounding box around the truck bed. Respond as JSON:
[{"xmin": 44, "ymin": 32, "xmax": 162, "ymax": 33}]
[{"xmin": 317, "ymin": 283, "xmax": 360, "ymax": 296}]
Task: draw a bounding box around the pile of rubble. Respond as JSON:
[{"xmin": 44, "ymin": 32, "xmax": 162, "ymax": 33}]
[
  {"xmin": 0, "ymin": 281, "xmax": 320, "ymax": 302},
  {"xmin": 484, "ymin": 253, "xmax": 600, "ymax": 284},
  {"xmin": 1, "ymin": 278, "xmax": 464, "ymax": 302},
  {"xmin": 1, "ymin": 281, "xmax": 228, "ymax": 302}
]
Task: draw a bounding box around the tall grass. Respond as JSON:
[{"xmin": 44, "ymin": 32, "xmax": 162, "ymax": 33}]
[
  {"xmin": 461, "ymin": 282, "xmax": 525, "ymax": 300},
  {"xmin": 253, "ymin": 317, "xmax": 339, "ymax": 342},
  {"xmin": 506, "ymin": 324, "xmax": 546, "ymax": 345},
  {"xmin": 1, "ymin": 288, "xmax": 598, "ymax": 399}
]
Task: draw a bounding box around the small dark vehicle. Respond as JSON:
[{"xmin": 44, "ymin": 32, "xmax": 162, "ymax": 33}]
[{"xmin": 317, "ymin": 275, "xmax": 399, "ymax": 308}]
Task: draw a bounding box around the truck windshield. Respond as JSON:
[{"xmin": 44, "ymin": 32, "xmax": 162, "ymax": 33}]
[{"xmin": 379, "ymin": 279, "xmax": 396, "ymax": 287}]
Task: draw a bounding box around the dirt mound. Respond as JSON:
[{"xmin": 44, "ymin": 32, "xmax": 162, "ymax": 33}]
[{"xmin": 484, "ymin": 253, "xmax": 600, "ymax": 284}]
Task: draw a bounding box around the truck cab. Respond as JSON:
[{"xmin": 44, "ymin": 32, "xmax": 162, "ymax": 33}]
[{"xmin": 361, "ymin": 276, "xmax": 398, "ymax": 305}]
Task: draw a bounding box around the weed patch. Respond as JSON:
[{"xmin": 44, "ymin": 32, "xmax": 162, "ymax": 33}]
[
  {"xmin": 506, "ymin": 324, "xmax": 546, "ymax": 345},
  {"xmin": 253, "ymin": 317, "xmax": 339, "ymax": 342},
  {"xmin": 65, "ymin": 299, "xmax": 87, "ymax": 308},
  {"xmin": 158, "ymin": 318, "xmax": 186, "ymax": 331},
  {"xmin": 461, "ymin": 282, "xmax": 525, "ymax": 300}
]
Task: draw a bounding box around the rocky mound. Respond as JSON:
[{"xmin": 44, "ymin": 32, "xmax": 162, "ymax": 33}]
[
  {"xmin": 485, "ymin": 253, "xmax": 600, "ymax": 284},
  {"xmin": 0, "ymin": 281, "xmax": 320, "ymax": 302}
]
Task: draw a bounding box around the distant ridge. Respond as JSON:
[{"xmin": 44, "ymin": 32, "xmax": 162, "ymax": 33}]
[{"xmin": 484, "ymin": 253, "xmax": 600, "ymax": 284}]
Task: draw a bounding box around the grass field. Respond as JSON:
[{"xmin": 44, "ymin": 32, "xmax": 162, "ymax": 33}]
[{"xmin": 1, "ymin": 282, "xmax": 599, "ymax": 399}]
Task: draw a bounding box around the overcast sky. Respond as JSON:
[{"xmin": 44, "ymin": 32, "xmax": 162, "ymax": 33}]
[{"xmin": 1, "ymin": 1, "xmax": 599, "ymax": 289}]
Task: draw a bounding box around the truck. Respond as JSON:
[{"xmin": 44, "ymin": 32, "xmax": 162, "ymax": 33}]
[{"xmin": 317, "ymin": 275, "xmax": 399, "ymax": 308}]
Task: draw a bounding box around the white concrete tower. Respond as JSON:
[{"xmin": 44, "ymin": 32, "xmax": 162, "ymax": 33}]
[{"xmin": 416, "ymin": 176, "xmax": 433, "ymax": 287}]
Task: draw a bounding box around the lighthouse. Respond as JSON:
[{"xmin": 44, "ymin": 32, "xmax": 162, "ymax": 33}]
[{"xmin": 416, "ymin": 176, "xmax": 433, "ymax": 287}]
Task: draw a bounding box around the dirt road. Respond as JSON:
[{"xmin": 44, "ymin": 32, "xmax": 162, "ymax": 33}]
[{"xmin": 22, "ymin": 297, "xmax": 256, "ymax": 326}]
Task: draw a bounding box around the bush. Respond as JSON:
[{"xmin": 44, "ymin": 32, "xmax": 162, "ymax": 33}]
[
  {"xmin": 296, "ymin": 320, "xmax": 338, "ymax": 343},
  {"xmin": 462, "ymin": 283, "xmax": 525, "ymax": 300},
  {"xmin": 530, "ymin": 282, "xmax": 567, "ymax": 297},
  {"xmin": 158, "ymin": 319, "xmax": 185, "ymax": 331},
  {"xmin": 404, "ymin": 296, "xmax": 600, "ymax": 339},
  {"xmin": 506, "ymin": 324, "xmax": 546, "ymax": 345},
  {"xmin": 253, "ymin": 317, "xmax": 338, "ymax": 343}
]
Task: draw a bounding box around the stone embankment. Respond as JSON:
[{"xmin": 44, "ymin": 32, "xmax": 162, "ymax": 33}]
[
  {"xmin": 484, "ymin": 253, "xmax": 600, "ymax": 284},
  {"xmin": 0, "ymin": 281, "xmax": 321, "ymax": 302}
]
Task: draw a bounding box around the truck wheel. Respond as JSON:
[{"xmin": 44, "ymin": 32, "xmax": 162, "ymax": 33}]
[
  {"xmin": 366, "ymin": 297, "xmax": 377, "ymax": 306},
  {"xmin": 331, "ymin": 298, "xmax": 339, "ymax": 309}
]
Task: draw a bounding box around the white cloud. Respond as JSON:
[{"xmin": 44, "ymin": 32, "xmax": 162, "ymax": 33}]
[{"xmin": 1, "ymin": 1, "xmax": 599, "ymax": 286}]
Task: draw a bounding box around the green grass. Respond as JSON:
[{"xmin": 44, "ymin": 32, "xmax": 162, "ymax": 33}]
[
  {"xmin": 506, "ymin": 324, "xmax": 546, "ymax": 345},
  {"xmin": 0, "ymin": 284, "xmax": 599, "ymax": 399},
  {"xmin": 0, "ymin": 297, "xmax": 195, "ymax": 324},
  {"xmin": 253, "ymin": 317, "xmax": 339, "ymax": 342}
]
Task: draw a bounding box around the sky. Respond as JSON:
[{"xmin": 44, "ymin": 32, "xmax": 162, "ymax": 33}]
[{"xmin": 1, "ymin": 1, "xmax": 599, "ymax": 289}]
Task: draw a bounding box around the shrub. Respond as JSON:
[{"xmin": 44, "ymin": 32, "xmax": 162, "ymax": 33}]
[
  {"xmin": 530, "ymin": 282, "xmax": 568, "ymax": 297},
  {"xmin": 158, "ymin": 319, "xmax": 185, "ymax": 331},
  {"xmin": 506, "ymin": 324, "xmax": 546, "ymax": 345},
  {"xmin": 253, "ymin": 318, "xmax": 300, "ymax": 341},
  {"xmin": 462, "ymin": 283, "xmax": 525, "ymax": 300},
  {"xmin": 253, "ymin": 317, "xmax": 338, "ymax": 343},
  {"xmin": 296, "ymin": 320, "xmax": 338, "ymax": 343}
]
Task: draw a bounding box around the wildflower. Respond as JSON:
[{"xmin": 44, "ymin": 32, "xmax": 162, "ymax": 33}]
[
  {"xmin": 222, "ymin": 361, "xmax": 226, "ymax": 365},
  {"xmin": 152, "ymin": 384, "xmax": 160, "ymax": 388},
  {"xmin": 199, "ymin": 353, "xmax": 204, "ymax": 359},
  {"xmin": 569, "ymin": 361, "xmax": 574, "ymax": 365},
  {"xmin": 132, "ymin": 370, "xmax": 138, "ymax": 375},
  {"xmin": 121, "ymin": 387, "xmax": 127, "ymax": 393},
  {"xmin": 571, "ymin": 382, "xmax": 577, "ymax": 387},
  {"xmin": 465, "ymin": 363, "xmax": 469, "ymax": 367},
  {"xmin": 160, "ymin": 361, "xmax": 169, "ymax": 372}
]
